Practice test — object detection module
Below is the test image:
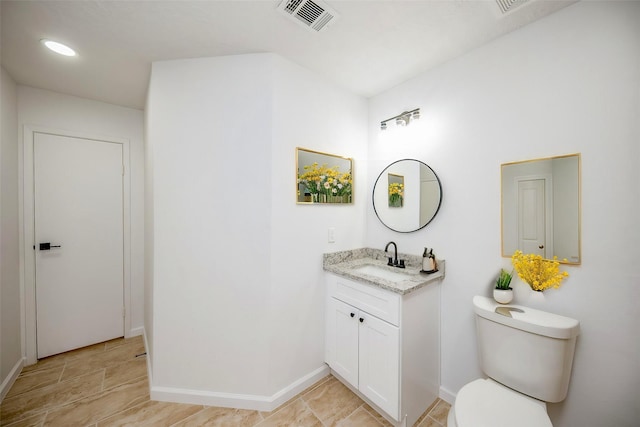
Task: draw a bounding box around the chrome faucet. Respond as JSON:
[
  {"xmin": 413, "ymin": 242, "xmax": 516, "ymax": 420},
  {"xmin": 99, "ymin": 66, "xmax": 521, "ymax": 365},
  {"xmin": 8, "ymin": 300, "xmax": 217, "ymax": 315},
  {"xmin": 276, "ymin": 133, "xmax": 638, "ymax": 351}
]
[{"xmin": 384, "ymin": 241, "xmax": 405, "ymax": 268}]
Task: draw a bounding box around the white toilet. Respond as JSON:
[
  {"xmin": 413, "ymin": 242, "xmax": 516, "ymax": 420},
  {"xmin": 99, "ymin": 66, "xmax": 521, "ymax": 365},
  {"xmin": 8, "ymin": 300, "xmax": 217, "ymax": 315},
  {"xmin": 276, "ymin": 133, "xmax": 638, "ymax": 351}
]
[{"xmin": 448, "ymin": 296, "xmax": 580, "ymax": 427}]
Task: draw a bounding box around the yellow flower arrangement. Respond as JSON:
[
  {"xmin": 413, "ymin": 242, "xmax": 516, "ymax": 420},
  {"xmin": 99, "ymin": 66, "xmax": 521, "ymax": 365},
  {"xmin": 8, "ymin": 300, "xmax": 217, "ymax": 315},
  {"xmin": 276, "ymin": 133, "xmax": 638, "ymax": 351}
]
[
  {"xmin": 298, "ymin": 162, "xmax": 352, "ymax": 201},
  {"xmin": 511, "ymin": 250, "xmax": 569, "ymax": 292},
  {"xmin": 388, "ymin": 183, "xmax": 404, "ymax": 206}
]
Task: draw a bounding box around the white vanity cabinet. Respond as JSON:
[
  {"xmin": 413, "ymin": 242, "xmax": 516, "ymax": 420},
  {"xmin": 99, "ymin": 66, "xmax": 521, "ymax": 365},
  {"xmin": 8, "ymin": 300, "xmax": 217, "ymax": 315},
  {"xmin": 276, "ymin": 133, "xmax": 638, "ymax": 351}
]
[
  {"xmin": 327, "ymin": 296, "xmax": 400, "ymax": 418},
  {"xmin": 325, "ymin": 272, "xmax": 441, "ymax": 427}
]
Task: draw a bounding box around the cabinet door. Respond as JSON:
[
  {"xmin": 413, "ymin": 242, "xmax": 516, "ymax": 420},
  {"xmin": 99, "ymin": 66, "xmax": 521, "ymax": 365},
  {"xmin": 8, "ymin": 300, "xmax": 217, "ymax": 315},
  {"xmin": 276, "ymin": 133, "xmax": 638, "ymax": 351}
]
[
  {"xmin": 327, "ymin": 298, "xmax": 359, "ymax": 387},
  {"xmin": 358, "ymin": 312, "xmax": 400, "ymax": 419}
]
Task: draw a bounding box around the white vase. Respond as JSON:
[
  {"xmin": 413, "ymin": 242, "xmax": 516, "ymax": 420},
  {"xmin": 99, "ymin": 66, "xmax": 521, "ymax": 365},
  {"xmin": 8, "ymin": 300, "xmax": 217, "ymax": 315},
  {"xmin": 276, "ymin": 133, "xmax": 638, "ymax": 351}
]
[
  {"xmin": 525, "ymin": 289, "xmax": 546, "ymax": 306},
  {"xmin": 493, "ymin": 288, "xmax": 514, "ymax": 304}
]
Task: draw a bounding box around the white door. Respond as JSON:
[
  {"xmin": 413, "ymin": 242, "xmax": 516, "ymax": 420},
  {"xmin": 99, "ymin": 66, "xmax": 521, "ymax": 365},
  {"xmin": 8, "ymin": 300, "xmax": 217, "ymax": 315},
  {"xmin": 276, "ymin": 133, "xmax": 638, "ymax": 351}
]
[
  {"xmin": 517, "ymin": 179, "xmax": 546, "ymax": 257},
  {"xmin": 358, "ymin": 312, "xmax": 399, "ymax": 419},
  {"xmin": 327, "ymin": 298, "xmax": 359, "ymax": 386},
  {"xmin": 34, "ymin": 132, "xmax": 124, "ymax": 358}
]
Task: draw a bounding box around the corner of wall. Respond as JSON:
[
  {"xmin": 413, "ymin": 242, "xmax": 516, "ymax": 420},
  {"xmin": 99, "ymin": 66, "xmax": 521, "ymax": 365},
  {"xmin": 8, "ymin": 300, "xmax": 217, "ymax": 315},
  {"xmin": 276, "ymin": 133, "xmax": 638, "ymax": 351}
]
[
  {"xmin": 0, "ymin": 357, "xmax": 24, "ymax": 402},
  {"xmin": 439, "ymin": 386, "xmax": 455, "ymax": 405},
  {"xmin": 1, "ymin": 66, "xmax": 23, "ymax": 393}
]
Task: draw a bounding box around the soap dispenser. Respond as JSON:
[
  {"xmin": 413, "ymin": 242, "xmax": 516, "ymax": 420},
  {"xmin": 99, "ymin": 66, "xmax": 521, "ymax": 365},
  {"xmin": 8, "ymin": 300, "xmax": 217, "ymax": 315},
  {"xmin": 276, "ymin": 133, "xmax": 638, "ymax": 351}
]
[
  {"xmin": 422, "ymin": 247, "xmax": 438, "ymax": 273},
  {"xmin": 428, "ymin": 248, "xmax": 438, "ymax": 272},
  {"xmin": 422, "ymin": 248, "xmax": 429, "ymax": 272}
]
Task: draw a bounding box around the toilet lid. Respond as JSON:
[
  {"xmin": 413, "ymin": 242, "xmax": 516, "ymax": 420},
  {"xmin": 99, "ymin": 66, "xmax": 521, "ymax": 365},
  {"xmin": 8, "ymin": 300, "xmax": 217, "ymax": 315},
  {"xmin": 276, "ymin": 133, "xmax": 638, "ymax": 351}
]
[{"xmin": 455, "ymin": 379, "xmax": 552, "ymax": 427}]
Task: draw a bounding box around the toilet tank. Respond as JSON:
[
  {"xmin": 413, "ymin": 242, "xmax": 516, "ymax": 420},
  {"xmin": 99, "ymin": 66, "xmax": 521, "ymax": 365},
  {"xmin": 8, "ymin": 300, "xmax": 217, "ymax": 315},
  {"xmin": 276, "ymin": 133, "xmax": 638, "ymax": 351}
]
[{"xmin": 473, "ymin": 296, "xmax": 580, "ymax": 403}]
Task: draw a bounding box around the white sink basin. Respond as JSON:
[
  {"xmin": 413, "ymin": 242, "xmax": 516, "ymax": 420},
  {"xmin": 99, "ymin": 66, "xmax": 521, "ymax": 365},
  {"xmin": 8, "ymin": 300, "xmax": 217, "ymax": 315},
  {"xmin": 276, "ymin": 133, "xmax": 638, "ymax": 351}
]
[{"xmin": 353, "ymin": 264, "xmax": 411, "ymax": 283}]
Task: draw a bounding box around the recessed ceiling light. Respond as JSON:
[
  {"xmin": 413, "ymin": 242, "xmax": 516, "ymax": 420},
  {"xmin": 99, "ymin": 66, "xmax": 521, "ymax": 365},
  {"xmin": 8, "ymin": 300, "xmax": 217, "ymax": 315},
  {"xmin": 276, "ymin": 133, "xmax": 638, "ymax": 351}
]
[{"xmin": 41, "ymin": 39, "xmax": 77, "ymax": 57}]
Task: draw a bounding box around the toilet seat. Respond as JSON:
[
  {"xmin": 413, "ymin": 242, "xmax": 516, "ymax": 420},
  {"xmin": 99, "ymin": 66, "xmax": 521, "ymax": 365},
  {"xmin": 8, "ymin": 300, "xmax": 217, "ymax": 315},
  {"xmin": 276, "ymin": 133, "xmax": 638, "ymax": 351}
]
[{"xmin": 453, "ymin": 379, "xmax": 552, "ymax": 427}]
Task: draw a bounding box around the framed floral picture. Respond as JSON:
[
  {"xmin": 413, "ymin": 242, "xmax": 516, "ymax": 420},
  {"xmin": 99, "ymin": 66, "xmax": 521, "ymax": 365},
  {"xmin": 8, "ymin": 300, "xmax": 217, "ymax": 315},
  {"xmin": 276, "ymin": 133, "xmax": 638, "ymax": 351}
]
[
  {"xmin": 296, "ymin": 147, "xmax": 353, "ymax": 204},
  {"xmin": 387, "ymin": 173, "xmax": 404, "ymax": 207}
]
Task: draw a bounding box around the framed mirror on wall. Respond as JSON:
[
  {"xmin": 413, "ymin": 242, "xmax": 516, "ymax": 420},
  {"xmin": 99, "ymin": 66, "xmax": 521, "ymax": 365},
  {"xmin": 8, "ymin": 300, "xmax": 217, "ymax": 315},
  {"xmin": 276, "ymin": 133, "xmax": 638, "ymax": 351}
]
[
  {"xmin": 501, "ymin": 153, "xmax": 581, "ymax": 264},
  {"xmin": 296, "ymin": 147, "xmax": 353, "ymax": 204},
  {"xmin": 373, "ymin": 159, "xmax": 442, "ymax": 233}
]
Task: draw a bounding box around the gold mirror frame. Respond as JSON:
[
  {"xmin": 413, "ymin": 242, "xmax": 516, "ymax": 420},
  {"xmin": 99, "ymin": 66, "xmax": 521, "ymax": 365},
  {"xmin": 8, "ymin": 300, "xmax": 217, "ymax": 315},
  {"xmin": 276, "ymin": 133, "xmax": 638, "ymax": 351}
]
[
  {"xmin": 501, "ymin": 153, "xmax": 581, "ymax": 264},
  {"xmin": 296, "ymin": 147, "xmax": 353, "ymax": 204}
]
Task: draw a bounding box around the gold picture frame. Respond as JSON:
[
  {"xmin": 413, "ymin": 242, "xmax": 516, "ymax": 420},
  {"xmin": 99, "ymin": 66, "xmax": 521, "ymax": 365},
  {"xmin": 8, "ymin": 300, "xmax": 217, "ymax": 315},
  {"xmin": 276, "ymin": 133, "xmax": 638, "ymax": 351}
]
[{"xmin": 296, "ymin": 147, "xmax": 353, "ymax": 204}]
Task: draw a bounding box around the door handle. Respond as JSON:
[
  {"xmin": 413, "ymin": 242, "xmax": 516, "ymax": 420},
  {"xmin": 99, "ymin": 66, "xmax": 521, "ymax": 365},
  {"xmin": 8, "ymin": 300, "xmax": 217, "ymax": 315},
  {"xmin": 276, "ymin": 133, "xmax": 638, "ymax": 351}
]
[{"xmin": 39, "ymin": 243, "xmax": 61, "ymax": 251}]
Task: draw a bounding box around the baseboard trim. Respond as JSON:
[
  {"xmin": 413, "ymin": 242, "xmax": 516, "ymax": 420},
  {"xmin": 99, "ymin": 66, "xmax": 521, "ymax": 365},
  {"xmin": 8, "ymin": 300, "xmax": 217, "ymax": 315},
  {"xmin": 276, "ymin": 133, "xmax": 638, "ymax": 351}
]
[
  {"xmin": 1, "ymin": 357, "xmax": 25, "ymax": 402},
  {"xmin": 142, "ymin": 328, "xmax": 153, "ymax": 390},
  {"xmin": 267, "ymin": 364, "xmax": 330, "ymax": 410},
  {"xmin": 128, "ymin": 326, "xmax": 144, "ymax": 338},
  {"xmin": 150, "ymin": 364, "xmax": 330, "ymax": 412},
  {"xmin": 141, "ymin": 325, "xmax": 330, "ymax": 411},
  {"xmin": 439, "ymin": 386, "xmax": 456, "ymax": 405}
]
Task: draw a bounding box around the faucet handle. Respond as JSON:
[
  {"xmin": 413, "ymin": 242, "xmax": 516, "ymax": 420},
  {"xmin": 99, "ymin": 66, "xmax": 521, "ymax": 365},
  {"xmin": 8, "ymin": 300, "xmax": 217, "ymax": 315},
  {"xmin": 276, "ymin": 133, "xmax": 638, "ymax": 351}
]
[
  {"xmin": 387, "ymin": 257, "xmax": 393, "ymax": 266},
  {"xmin": 398, "ymin": 259, "xmax": 405, "ymax": 268}
]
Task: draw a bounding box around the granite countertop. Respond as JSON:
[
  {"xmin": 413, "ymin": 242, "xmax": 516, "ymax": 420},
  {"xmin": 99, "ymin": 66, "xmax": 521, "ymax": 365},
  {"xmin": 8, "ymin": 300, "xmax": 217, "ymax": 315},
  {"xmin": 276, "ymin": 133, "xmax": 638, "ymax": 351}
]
[{"xmin": 323, "ymin": 248, "xmax": 445, "ymax": 295}]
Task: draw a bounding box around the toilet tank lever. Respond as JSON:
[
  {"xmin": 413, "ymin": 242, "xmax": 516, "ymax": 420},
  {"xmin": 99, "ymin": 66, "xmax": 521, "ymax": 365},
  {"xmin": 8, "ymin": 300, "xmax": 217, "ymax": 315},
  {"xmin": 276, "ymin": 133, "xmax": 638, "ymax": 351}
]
[{"xmin": 495, "ymin": 307, "xmax": 524, "ymax": 318}]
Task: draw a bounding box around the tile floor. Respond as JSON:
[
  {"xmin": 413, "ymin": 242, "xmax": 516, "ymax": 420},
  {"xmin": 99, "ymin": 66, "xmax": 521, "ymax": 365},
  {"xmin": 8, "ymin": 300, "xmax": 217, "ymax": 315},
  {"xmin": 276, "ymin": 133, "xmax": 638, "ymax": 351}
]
[{"xmin": 1, "ymin": 336, "xmax": 450, "ymax": 426}]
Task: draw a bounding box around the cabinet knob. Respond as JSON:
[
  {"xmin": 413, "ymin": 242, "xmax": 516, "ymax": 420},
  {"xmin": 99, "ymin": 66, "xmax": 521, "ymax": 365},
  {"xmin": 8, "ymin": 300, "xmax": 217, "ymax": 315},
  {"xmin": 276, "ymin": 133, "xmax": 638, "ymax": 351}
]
[
  {"xmin": 350, "ymin": 313, "xmax": 355, "ymax": 318},
  {"xmin": 359, "ymin": 317, "xmax": 364, "ymax": 323}
]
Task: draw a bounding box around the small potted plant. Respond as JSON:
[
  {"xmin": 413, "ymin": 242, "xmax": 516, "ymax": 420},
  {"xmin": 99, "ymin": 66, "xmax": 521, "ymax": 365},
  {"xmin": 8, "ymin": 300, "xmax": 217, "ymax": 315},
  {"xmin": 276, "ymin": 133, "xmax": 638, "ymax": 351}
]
[{"xmin": 494, "ymin": 269, "xmax": 513, "ymax": 304}]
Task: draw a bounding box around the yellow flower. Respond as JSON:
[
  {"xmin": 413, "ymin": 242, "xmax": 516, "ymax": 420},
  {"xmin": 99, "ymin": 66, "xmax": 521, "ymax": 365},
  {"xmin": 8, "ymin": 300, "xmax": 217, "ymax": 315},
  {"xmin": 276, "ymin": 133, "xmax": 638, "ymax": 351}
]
[
  {"xmin": 511, "ymin": 250, "xmax": 569, "ymax": 292},
  {"xmin": 388, "ymin": 183, "xmax": 404, "ymax": 196},
  {"xmin": 388, "ymin": 183, "xmax": 404, "ymax": 205},
  {"xmin": 298, "ymin": 162, "xmax": 352, "ymax": 199}
]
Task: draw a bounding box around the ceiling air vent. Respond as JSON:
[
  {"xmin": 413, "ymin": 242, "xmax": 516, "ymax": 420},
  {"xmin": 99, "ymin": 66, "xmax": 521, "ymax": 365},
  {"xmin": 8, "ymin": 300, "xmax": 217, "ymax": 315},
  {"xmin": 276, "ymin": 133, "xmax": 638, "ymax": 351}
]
[
  {"xmin": 277, "ymin": 0, "xmax": 340, "ymax": 32},
  {"xmin": 495, "ymin": 0, "xmax": 530, "ymax": 14}
]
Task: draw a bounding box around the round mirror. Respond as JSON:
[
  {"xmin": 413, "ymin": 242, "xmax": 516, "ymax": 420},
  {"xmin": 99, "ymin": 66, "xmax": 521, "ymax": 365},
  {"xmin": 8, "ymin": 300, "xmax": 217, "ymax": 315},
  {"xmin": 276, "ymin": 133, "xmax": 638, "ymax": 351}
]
[{"xmin": 373, "ymin": 159, "xmax": 442, "ymax": 233}]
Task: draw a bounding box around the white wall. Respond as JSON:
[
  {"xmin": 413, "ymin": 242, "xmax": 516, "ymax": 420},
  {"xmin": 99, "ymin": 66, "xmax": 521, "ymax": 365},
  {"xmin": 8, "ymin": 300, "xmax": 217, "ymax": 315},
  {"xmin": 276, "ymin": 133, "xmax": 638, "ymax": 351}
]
[
  {"xmin": 1, "ymin": 66, "xmax": 22, "ymax": 397},
  {"xmin": 18, "ymin": 87, "xmax": 145, "ymax": 337},
  {"xmin": 147, "ymin": 54, "xmax": 273, "ymax": 395},
  {"xmin": 268, "ymin": 56, "xmax": 368, "ymax": 394},
  {"xmin": 143, "ymin": 90, "xmax": 154, "ymax": 372},
  {"xmin": 146, "ymin": 53, "xmax": 367, "ymax": 403},
  {"xmin": 366, "ymin": 2, "xmax": 640, "ymax": 426}
]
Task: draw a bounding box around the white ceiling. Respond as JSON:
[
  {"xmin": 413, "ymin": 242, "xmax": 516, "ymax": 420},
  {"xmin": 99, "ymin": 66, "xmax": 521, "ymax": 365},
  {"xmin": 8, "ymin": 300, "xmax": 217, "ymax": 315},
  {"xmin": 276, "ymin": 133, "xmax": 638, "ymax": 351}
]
[{"xmin": 1, "ymin": 0, "xmax": 576, "ymax": 110}]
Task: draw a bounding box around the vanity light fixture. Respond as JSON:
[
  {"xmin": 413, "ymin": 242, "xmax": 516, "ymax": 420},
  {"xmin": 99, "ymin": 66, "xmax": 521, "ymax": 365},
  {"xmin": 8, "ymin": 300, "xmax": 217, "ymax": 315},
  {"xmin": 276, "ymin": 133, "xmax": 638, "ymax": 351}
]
[
  {"xmin": 380, "ymin": 108, "xmax": 420, "ymax": 130},
  {"xmin": 41, "ymin": 39, "xmax": 77, "ymax": 57}
]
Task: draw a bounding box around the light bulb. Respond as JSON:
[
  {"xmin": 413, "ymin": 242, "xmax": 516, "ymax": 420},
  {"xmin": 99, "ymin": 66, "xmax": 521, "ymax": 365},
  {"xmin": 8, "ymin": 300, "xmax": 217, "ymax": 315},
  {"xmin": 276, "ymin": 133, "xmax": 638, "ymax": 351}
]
[{"xmin": 41, "ymin": 39, "xmax": 77, "ymax": 57}]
